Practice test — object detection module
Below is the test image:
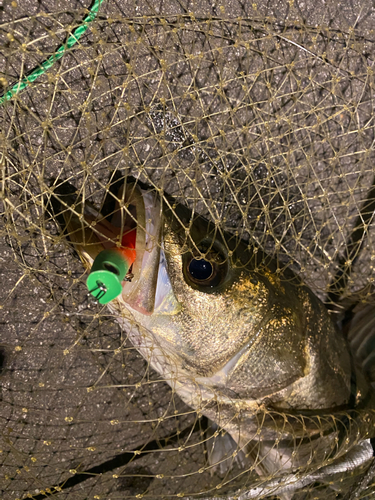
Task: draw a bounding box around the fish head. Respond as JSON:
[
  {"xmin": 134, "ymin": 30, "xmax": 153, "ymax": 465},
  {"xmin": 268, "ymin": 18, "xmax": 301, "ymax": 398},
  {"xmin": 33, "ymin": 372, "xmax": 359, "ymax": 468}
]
[
  {"xmin": 52, "ymin": 180, "xmax": 311, "ymax": 400},
  {"xmin": 156, "ymin": 202, "xmax": 311, "ymax": 394}
]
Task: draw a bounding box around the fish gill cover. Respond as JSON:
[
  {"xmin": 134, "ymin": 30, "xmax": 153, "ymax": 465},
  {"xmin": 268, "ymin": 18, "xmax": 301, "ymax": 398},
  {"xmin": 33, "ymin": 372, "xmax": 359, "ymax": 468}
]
[{"xmin": 1, "ymin": 0, "xmax": 375, "ymax": 499}]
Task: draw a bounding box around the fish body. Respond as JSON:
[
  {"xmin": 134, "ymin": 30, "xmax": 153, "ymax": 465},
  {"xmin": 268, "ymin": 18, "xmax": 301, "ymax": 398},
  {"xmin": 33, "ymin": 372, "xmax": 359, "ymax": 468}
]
[{"xmin": 52, "ymin": 178, "xmax": 375, "ymax": 498}]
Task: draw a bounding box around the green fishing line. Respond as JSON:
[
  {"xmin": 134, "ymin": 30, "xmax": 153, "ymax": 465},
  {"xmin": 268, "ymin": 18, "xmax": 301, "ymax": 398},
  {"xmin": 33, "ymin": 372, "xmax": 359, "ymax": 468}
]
[{"xmin": 0, "ymin": 0, "xmax": 105, "ymax": 106}]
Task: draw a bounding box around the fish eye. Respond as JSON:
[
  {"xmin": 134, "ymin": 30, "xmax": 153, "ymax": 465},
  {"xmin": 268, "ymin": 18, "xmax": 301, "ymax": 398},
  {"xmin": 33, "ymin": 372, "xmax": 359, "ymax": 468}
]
[
  {"xmin": 183, "ymin": 243, "xmax": 228, "ymax": 290},
  {"xmin": 188, "ymin": 258, "xmax": 214, "ymax": 281}
]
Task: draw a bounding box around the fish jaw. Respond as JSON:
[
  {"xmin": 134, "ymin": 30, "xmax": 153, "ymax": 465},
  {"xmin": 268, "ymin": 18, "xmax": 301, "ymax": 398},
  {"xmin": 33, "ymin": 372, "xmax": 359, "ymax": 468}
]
[{"xmin": 58, "ymin": 182, "xmax": 181, "ymax": 317}]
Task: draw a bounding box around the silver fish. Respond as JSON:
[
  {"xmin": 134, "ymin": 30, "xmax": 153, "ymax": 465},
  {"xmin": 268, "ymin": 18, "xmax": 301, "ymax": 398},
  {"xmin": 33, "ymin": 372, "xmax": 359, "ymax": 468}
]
[{"xmin": 52, "ymin": 178, "xmax": 375, "ymax": 499}]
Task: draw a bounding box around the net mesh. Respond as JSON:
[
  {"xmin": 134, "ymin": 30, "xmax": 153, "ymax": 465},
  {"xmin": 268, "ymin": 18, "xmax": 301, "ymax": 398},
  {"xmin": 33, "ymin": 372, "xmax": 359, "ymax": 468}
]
[{"xmin": 1, "ymin": 0, "xmax": 375, "ymax": 498}]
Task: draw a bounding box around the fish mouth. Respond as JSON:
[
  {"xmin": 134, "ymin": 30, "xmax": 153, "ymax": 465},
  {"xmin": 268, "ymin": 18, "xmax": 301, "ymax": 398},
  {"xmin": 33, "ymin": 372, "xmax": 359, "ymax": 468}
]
[{"xmin": 55, "ymin": 181, "xmax": 163, "ymax": 314}]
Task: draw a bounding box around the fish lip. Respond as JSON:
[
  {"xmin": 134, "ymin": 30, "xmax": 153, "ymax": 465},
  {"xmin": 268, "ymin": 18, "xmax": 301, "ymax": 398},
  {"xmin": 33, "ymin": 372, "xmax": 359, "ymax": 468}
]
[{"xmin": 117, "ymin": 185, "xmax": 163, "ymax": 315}]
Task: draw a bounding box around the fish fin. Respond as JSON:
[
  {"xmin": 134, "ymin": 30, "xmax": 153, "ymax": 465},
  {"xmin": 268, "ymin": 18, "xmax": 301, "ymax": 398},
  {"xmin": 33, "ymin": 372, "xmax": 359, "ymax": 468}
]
[
  {"xmin": 245, "ymin": 441, "xmax": 295, "ymax": 500},
  {"xmin": 345, "ymin": 303, "xmax": 375, "ymax": 385},
  {"xmin": 205, "ymin": 421, "xmax": 246, "ymax": 476}
]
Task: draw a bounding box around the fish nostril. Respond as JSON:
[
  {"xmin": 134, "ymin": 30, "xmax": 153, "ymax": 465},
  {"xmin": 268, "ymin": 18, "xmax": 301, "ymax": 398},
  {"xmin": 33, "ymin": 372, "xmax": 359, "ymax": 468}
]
[{"xmin": 103, "ymin": 262, "xmax": 120, "ymax": 275}]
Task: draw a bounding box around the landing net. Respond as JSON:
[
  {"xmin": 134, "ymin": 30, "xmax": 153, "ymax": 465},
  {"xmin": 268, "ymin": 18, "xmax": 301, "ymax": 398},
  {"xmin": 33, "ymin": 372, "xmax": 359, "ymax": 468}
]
[{"xmin": 1, "ymin": 0, "xmax": 375, "ymax": 499}]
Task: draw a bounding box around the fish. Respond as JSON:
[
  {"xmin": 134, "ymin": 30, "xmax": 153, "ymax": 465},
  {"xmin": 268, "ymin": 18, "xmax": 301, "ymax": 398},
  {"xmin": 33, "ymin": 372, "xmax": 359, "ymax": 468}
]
[{"xmin": 50, "ymin": 176, "xmax": 375, "ymax": 499}]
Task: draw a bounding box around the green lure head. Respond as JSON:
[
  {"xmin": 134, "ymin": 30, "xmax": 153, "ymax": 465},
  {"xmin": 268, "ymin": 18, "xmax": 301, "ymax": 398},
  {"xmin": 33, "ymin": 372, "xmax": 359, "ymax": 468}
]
[{"xmin": 86, "ymin": 249, "xmax": 129, "ymax": 304}]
